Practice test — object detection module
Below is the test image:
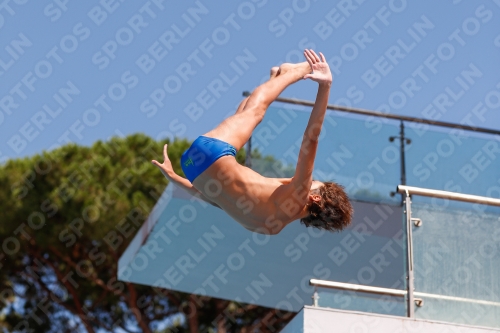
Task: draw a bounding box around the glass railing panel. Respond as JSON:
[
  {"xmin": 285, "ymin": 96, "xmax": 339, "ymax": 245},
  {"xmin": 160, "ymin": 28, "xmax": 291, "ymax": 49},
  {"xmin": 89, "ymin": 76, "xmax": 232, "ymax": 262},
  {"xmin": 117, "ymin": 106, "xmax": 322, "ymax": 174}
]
[
  {"xmin": 412, "ymin": 199, "xmax": 500, "ymax": 328},
  {"xmin": 413, "ymin": 294, "xmax": 500, "ymax": 328},
  {"xmin": 316, "ymin": 288, "xmax": 406, "ymax": 316},
  {"xmin": 251, "ymin": 106, "xmax": 402, "ymax": 205},
  {"xmin": 405, "ymin": 124, "xmax": 500, "ymax": 197},
  {"xmin": 253, "ymin": 106, "xmax": 500, "ymax": 203}
]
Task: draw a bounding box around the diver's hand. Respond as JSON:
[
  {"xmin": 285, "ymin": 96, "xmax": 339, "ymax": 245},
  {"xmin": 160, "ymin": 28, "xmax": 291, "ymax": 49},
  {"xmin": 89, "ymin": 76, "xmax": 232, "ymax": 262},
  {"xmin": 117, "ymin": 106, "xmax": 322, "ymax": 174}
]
[
  {"xmin": 303, "ymin": 49, "xmax": 332, "ymax": 85},
  {"xmin": 152, "ymin": 144, "xmax": 174, "ymax": 178}
]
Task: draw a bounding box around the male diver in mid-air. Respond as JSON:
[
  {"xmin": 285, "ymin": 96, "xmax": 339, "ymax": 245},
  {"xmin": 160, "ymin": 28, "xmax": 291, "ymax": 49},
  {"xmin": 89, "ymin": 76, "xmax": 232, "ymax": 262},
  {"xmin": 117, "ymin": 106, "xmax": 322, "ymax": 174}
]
[{"xmin": 152, "ymin": 49, "xmax": 353, "ymax": 235}]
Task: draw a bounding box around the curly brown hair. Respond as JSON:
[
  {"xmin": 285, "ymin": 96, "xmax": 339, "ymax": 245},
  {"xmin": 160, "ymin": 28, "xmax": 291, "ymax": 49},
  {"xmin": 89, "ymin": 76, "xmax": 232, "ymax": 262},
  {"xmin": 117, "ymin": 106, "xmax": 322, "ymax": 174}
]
[{"xmin": 300, "ymin": 182, "xmax": 353, "ymax": 232}]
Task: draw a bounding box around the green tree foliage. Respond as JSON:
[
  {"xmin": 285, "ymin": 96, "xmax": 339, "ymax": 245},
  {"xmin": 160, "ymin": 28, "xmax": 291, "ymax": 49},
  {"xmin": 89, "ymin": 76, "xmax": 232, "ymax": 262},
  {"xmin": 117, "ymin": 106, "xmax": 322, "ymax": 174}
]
[{"xmin": 0, "ymin": 134, "xmax": 292, "ymax": 333}]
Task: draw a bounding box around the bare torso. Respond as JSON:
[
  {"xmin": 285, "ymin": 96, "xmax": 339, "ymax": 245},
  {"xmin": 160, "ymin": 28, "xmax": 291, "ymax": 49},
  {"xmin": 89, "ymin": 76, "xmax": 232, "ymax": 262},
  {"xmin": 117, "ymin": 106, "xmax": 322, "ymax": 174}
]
[{"xmin": 192, "ymin": 156, "xmax": 303, "ymax": 234}]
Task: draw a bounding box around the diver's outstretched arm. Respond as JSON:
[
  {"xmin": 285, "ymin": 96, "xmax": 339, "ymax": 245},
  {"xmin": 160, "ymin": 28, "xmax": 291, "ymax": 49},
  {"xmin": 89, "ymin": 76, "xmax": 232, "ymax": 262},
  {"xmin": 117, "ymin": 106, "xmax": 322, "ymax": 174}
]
[
  {"xmin": 152, "ymin": 144, "xmax": 220, "ymax": 208},
  {"xmin": 291, "ymin": 50, "xmax": 332, "ymax": 197}
]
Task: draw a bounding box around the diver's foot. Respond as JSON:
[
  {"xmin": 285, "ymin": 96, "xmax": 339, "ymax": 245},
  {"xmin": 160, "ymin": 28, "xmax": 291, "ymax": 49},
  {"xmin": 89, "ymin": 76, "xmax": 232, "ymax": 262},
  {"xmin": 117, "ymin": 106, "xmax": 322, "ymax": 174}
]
[
  {"xmin": 279, "ymin": 62, "xmax": 310, "ymax": 76},
  {"xmin": 270, "ymin": 66, "xmax": 280, "ymax": 79}
]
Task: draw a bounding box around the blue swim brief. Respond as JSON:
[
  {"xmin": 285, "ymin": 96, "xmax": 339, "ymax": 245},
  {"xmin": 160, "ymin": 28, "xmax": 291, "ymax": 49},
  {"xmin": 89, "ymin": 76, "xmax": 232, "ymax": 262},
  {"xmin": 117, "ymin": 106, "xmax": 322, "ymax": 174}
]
[{"xmin": 181, "ymin": 136, "xmax": 237, "ymax": 183}]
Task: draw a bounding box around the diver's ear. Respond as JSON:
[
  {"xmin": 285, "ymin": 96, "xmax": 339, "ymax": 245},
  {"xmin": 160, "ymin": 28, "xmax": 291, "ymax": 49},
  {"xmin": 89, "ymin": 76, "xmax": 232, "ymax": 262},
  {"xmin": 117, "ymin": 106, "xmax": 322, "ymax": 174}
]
[{"xmin": 309, "ymin": 193, "xmax": 321, "ymax": 203}]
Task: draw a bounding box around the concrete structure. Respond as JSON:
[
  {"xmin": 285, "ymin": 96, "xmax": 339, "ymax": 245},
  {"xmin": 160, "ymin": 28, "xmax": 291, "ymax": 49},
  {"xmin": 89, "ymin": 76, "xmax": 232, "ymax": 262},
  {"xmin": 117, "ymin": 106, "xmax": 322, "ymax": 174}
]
[{"xmin": 280, "ymin": 306, "xmax": 500, "ymax": 333}]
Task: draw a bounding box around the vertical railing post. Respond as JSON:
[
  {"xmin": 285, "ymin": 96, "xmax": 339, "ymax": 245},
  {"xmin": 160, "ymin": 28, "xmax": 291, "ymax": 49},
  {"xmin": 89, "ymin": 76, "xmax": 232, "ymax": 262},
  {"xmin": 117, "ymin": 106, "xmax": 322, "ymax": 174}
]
[
  {"xmin": 242, "ymin": 91, "xmax": 253, "ymax": 169},
  {"xmin": 312, "ymin": 287, "xmax": 319, "ymax": 307},
  {"xmin": 404, "ymin": 190, "xmax": 415, "ymax": 317},
  {"xmin": 245, "ymin": 136, "xmax": 252, "ymax": 168},
  {"xmin": 389, "ymin": 121, "xmax": 411, "ymax": 205}
]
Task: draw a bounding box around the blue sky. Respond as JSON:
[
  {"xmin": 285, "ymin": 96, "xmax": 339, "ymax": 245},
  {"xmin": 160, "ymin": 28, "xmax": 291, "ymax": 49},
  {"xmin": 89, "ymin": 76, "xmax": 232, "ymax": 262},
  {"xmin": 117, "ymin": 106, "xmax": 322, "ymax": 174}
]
[{"xmin": 1, "ymin": 0, "xmax": 499, "ymax": 163}]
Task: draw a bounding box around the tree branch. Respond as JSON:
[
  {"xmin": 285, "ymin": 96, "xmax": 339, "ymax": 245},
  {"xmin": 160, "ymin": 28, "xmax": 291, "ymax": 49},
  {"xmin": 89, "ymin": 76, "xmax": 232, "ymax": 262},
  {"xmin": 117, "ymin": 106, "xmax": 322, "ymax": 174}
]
[
  {"xmin": 47, "ymin": 245, "xmax": 128, "ymax": 298},
  {"xmin": 28, "ymin": 248, "xmax": 97, "ymax": 333},
  {"xmin": 125, "ymin": 281, "xmax": 153, "ymax": 333}
]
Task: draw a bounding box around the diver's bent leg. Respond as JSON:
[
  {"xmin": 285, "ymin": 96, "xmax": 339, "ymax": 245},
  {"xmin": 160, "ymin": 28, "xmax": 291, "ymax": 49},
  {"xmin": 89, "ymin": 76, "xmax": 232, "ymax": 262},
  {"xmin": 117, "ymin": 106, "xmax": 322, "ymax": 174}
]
[{"xmin": 203, "ymin": 62, "xmax": 310, "ymax": 151}]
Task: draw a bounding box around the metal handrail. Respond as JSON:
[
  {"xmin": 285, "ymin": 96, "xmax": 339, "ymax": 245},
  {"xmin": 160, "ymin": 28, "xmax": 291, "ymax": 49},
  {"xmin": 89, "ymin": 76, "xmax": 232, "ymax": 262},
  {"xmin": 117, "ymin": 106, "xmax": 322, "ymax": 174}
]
[
  {"xmin": 397, "ymin": 185, "xmax": 500, "ymax": 207},
  {"xmin": 308, "ymin": 279, "xmax": 500, "ymax": 307},
  {"xmin": 242, "ymin": 92, "xmax": 500, "ymax": 136},
  {"xmin": 309, "ymin": 279, "xmax": 407, "ymax": 297},
  {"xmin": 414, "ymin": 292, "xmax": 500, "ymax": 307}
]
